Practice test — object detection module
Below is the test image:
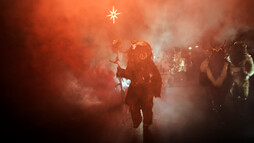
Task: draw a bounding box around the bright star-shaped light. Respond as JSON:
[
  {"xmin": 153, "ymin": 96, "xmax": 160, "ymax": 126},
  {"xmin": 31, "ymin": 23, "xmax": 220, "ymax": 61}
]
[{"xmin": 107, "ymin": 6, "xmax": 121, "ymax": 24}]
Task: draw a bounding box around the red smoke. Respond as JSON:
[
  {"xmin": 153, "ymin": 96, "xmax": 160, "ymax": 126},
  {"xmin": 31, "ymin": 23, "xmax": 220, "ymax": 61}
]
[
  {"xmin": 16, "ymin": 0, "xmax": 253, "ymax": 106},
  {"xmin": 1, "ymin": 0, "xmax": 254, "ymax": 142}
]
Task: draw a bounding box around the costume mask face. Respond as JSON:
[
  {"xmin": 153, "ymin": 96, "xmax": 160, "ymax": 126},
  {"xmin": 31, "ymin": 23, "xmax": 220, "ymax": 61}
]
[{"xmin": 129, "ymin": 40, "xmax": 152, "ymax": 63}]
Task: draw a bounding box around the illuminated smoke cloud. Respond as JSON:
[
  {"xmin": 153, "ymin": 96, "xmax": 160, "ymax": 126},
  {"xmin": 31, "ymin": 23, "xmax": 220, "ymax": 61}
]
[{"xmin": 1, "ymin": 0, "xmax": 254, "ymax": 142}]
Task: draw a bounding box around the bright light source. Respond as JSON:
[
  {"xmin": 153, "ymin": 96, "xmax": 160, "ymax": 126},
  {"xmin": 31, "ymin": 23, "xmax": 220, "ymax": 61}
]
[{"xmin": 107, "ymin": 6, "xmax": 121, "ymax": 24}]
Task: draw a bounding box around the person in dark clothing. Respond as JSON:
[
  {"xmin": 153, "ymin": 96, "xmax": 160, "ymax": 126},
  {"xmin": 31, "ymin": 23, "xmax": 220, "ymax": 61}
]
[
  {"xmin": 116, "ymin": 40, "xmax": 162, "ymax": 128},
  {"xmin": 200, "ymin": 44, "xmax": 231, "ymax": 113}
]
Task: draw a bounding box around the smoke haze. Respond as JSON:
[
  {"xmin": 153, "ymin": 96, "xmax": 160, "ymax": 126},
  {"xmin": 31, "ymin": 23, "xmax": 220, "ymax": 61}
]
[{"xmin": 1, "ymin": 0, "xmax": 254, "ymax": 142}]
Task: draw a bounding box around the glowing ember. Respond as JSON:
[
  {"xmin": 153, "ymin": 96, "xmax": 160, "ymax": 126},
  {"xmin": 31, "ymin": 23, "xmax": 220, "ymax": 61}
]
[
  {"xmin": 107, "ymin": 6, "xmax": 121, "ymax": 24},
  {"xmin": 188, "ymin": 46, "xmax": 192, "ymax": 50}
]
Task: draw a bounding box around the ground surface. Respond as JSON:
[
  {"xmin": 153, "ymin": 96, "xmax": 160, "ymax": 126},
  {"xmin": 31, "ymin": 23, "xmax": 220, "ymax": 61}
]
[{"xmin": 2, "ymin": 78, "xmax": 254, "ymax": 143}]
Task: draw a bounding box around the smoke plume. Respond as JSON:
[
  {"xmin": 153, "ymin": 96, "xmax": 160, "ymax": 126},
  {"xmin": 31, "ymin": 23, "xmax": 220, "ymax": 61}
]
[{"xmin": 1, "ymin": 0, "xmax": 254, "ymax": 142}]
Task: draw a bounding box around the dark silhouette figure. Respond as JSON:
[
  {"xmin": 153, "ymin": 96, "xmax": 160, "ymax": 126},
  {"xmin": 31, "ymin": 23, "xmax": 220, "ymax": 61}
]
[
  {"xmin": 200, "ymin": 44, "xmax": 231, "ymax": 114},
  {"xmin": 117, "ymin": 40, "xmax": 162, "ymax": 129},
  {"xmin": 228, "ymin": 41, "xmax": 254, "ymax": 100}
]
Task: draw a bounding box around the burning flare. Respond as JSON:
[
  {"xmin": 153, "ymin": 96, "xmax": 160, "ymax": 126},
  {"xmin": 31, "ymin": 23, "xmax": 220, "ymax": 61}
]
[{"xmin": 107, "ymin": 6, "xmax": 121, "ymax": 24}]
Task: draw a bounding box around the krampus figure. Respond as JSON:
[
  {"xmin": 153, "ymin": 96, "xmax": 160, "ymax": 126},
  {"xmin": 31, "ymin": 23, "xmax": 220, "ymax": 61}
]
[
  {"xmin": 227, "ymin": 41, "xmax": 254, "ymax": 101},
  {"xmin": 116, "ymin": 40, "xmax": 162, "ymax": 129}
]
